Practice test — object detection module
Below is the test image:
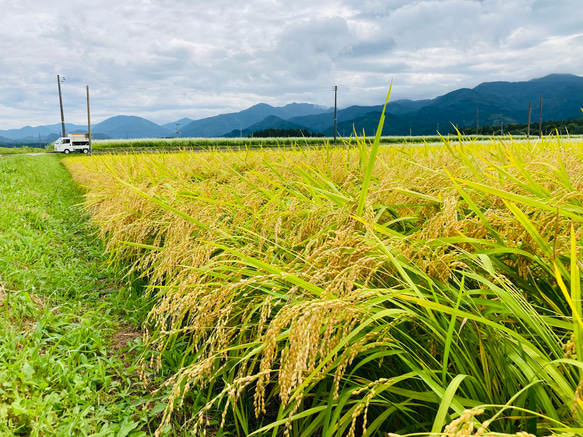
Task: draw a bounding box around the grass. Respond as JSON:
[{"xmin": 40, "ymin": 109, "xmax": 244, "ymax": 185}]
[
  {"xmin": 0, "ymin": 154, "xmax": 176, "ymax": 436},
  {"xmin": 0, "ymin": 146, "xmax": 46, "ymax": 155}
]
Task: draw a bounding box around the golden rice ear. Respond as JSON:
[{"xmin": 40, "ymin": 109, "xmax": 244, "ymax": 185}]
[{"xmin": 63, "ymin": 133, "xmax": 583, "ymax": 436}]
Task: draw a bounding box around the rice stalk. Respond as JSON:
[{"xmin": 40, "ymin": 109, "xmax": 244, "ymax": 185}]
[{"xmin": 63, "ymin": 132, "xmax": 583, "ymax": 436}]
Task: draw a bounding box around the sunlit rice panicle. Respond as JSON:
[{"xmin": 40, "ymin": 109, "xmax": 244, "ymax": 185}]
[{"xmin": 62, "ymin": 136, "xmax": 583, "ymax": 436}]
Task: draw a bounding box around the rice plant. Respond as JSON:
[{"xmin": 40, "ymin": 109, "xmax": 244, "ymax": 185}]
[
  {"xmin": 63, "ymin": 116, "xmax": 583, "ymax": 436},
  {"xmin": 91, "ymin": 134, "xmax": 481, "ymax": 153}
]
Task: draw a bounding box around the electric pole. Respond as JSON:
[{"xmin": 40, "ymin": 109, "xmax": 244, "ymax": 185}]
[
  {"xmin": 333, "ymin": 85, "xmax": 338, "ymax": 145},
  {"xmin": 86, "ymin": 85, "xmax": 92, "ymax": 156},
  {"xmin": 539, "ymin": 94, "xmax": 543, "ymax": 139},
  {"xmin": 476, "ymin": 107, "xmax": 479, "ymax": 135},
  {"xmin": 57, "ymin": 75, "xmax": 66, "ymax": 137},
  {"xmin": 527, "ymin": 102, "xmax": 532, "ymax": 139}
]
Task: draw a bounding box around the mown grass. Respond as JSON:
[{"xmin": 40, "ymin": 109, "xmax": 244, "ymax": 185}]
[
  {"xmin": 63, "ymin": 127, "xmax": 583, "ymax": 437},
  {"xmin": 0, "ymin": 155, "xmax": 178, "ymax": 436}
]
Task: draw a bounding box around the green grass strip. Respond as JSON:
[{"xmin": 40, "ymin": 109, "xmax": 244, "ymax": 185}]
[{"xmin": 0, "ymin": 155, "xmax": 166, "ymax": 436}]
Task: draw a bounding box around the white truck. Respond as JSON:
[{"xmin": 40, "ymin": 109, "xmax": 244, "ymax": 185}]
[{"xmin": 53, "ymin": 133, "xmax": 91, "ymax": 154}]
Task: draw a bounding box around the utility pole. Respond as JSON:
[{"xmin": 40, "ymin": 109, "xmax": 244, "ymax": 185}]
[
  {"xmin": 476, "ymin": 107, "xmax": 479, "ymax": 135},
  {"xmin": 527, "ymin": 101, "xmax": 532, "ymax": 139},
  {"xmin": 86, "ymin": 85, "xmax": 92, "ymax": 156},
  {"xmin": 57, "ymin": 75, "xmax": 66, "ymax": 137},
  {"xmin": 333, "ymin": 85, "xmax": 338, "ymax": 145},
  {"xmin": 538, "ymin": 94, "xmax": 543, "ymax": 139}
]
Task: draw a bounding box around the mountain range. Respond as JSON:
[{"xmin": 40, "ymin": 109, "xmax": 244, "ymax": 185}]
[{"xmin": 2, "ymin": 74, "xmax": 582, "ymax": 145}]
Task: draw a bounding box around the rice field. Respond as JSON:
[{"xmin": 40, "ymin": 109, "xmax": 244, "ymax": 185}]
[
  {"xmin": 90, "ymin": 134, "xmax": 501, "ymax": 153},
  {"xmin": 91, "ymin": 136, "xmax": 419, "ymax": 151},
  {"xmin": 63, "ymin": 130, "xmax": 583, "ymax": 436}
]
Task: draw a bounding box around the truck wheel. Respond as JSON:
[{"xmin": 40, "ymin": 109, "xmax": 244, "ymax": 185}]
[
  {"xmin": 64, "ymin": 149, "xmax": 70, "ymax": 154},
  {"xmin": 83, "ymin": 149, "xmax": 88, "ymax": 154}
]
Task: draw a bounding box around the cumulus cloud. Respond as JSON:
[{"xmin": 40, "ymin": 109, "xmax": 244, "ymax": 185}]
[
  {"xmin": 0, "ymin": 0, "xmax": 582, "ymax": 128},
  {"xmin": 273, "ymin": 17, "xmax": 353, "ymax": 81}
]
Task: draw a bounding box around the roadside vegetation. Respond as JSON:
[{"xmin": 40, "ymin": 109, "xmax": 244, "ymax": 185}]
[
  {"xmin": 62, "ymin": 95, "xmax": 583, "ymax": 437},
  {"xmin": 0, "ymin": 155, "xmax": 175, "ymax": 436}
]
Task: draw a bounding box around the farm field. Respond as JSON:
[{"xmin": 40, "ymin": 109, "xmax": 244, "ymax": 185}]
[
  {"xmin": 62, "ymin": 131, "xmax": 583, "ymax": 436},
  {"xmin": 89, "ymin": 134, "xmax": 505, "ymax": 153},
  {"xmin": 90, "ymin": 136, "xmax": 419, "ymax": 151}
]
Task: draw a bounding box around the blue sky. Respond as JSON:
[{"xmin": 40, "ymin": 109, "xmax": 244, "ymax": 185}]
[{"xmin": 1, "ymin": 0, "xmax": 582, "ymax": 128}]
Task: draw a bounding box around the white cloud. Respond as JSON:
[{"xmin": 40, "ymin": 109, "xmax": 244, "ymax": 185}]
[{"xmin": 0, "ymin": 0, "xmax": 582, "ymax": 128}]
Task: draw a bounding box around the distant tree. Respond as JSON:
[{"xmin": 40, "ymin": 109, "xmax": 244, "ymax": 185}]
[
  {"xmin": 250, "ymin": 128, "xmax": 325, "ymax": 138},
  {"xmin": 453, "ymin": 118, "xmax": 583, "ymax": 136}
]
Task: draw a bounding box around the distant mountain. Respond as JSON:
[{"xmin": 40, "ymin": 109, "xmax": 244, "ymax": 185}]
[
  {"xmin": 274, "ymin": 103, "xmax": 331, "ymax": 119},
  {"xmin": 1, "ymin": 74, "xmax": 582, "ymax": 141},
  {"xmin": 92, "ymin": 116, "xmax": 172, "ymax": 139},
  {"xmin": 407, "ymin": 74, "xmax": 583, "ymax": 134},
  {"xmin": 0, "ymin": 131, "xmax": 61, "ymax": 146},
  {"xmin": 322, "ymin": 74, "xmax": 583, "ymax": 136},
  {"xmin": 0, "ymin": 123, "xmax": 86, "ymax": 141},
  {"xmin": 46, "ymin": 133, "xmax": 61, "ymax": 143},
  {"xmin": 386, "ymin": 99, "xmax": 433, "ymax": 115},
  {"xmin": 223, "ymin": 115, "xmax": 316, "ymax": 137},
  {"xmin": 474, "ymin": 74, "xmax": 583, "ymax": 107},
  {"xmin": 413, "ymin": 87, "xmax": 524, "ymax": 130},
  {"xmin": 290, "ymin": 101, "xmax": 431, "ymax": 134},
  {"xmin": 179, "ymin": 103, "xmax": 330, "ymax": 137},
  {"xmin": 322, "ymin": 111, "xmax": 404, "ymax": 137},
  {"xmin": 289, "ymin": 105, "xmax": 385, "ymax": 132},
  {"xmin": 0, "ymin": 135, "xmax": 14, "ymax": 144},
  {"xmin": 162, "ymin": 118, "xmax": 195, "ymax": 133}
]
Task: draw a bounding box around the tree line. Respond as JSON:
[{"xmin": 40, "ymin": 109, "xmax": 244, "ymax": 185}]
[
  {"xmin": 454, "ymin": 118, "xmax": 583, "ymax": 136},
  {"xmin": 250, "ymin": 128, "xmax": 325, "ymax": 138}
]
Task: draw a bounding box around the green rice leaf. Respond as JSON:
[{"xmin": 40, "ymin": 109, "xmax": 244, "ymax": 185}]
[
  {"xmin": 431, "ymin": 374, "xmax": 468, "ymax": 434},
  {"xmin": 357, "ymin": 83, "xmax": 392, "ymax": 216}
]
